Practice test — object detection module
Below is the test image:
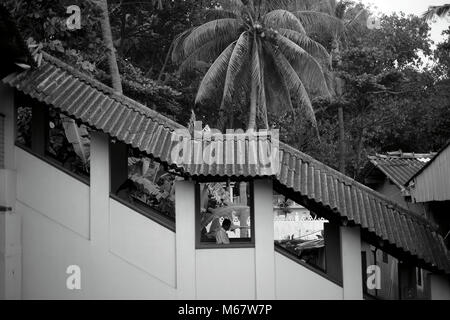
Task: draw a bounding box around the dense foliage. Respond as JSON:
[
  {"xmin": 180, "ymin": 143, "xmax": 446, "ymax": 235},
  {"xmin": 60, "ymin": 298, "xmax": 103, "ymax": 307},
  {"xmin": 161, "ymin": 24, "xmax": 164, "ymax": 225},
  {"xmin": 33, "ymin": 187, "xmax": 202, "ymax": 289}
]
[{"xmin": 2, "ymin": 0, "xmax": 449, "ymax": 179}]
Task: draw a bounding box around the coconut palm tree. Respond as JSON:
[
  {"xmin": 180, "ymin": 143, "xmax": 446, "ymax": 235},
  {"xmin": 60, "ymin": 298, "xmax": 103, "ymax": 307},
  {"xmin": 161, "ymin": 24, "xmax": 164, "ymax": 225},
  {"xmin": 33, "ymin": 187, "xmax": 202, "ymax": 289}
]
[
  {"xmin": 423, "ymin": 4, "xmax": 450, "ymax": 21},
  {"xmin": 302, "ymin": 0, "xmax": 369, "ymax": 174},
  {"xmin": 173, "ymin": 0, "xmax": 346, "ymax": 130}
]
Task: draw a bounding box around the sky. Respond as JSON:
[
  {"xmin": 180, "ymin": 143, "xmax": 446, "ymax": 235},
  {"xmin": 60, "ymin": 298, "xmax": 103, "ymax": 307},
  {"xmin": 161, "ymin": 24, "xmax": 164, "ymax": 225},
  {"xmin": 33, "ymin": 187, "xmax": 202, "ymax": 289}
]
[{"xmin": 361, "ymin": 0, "xmax": 450, "ymax": 44}]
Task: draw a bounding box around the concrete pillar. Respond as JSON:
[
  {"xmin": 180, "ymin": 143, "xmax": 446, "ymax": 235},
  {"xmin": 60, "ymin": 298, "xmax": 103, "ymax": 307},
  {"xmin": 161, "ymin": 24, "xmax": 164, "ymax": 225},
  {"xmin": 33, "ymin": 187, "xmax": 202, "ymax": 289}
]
[
  {"xmin": 0, "ymin": 83, "xmax": 21, "ymax": 299},
  {"xmin": 429, "ymin": 274, "xmax": 450, "ymax": 300},
  {"xmin": 340, "ymin": 226, "xmax": 363, "ymax": 300},
  {"xmin": 89, "ymin": 132, "xmax": 110, "ymax": 247},
  {"xmin": 254, "ymin": 179, "xmax": 275, "ymax": 300},
  {"xmin": 175, "ymin": 180, "xmax": 196, "ymax": 299}
]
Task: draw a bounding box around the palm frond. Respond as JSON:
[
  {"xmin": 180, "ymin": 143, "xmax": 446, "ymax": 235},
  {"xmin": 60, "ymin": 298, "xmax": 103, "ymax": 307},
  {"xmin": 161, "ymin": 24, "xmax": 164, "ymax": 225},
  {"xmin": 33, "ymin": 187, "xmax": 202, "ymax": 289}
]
[
  {"xmin": 221, "ymin": 32, "xmax": 251, "ymax": 111},
  {"xmin": 205, "ymin": 8, "xmax": 239, "ymax": 21},
  {"xmin": 344, "ymin": 8, "xmax": 369, "ymax": 38},
  {"xmin": 294, "ymin": 10, "xmax": 345, "ymax": 37},
  {"xmin": 263, "ymin": 49, "xmax": 294, "ymax": 113},
  {"xmin": 183, "ymin": 19, "xmax": 242, "ymax": 57},
  {"xmin": 250, "ymin": 37, "xmax": 267, "ymax": 128},
  {"xmin": 423, "ymin": 4, "xmax": 450, "ymax": 21},
  {"xmin": 178, "ymin": 35, "xmax": 237, "ymax": 74},
  {"xmin": 196, "ymin": 42, "xmax": 237, "ymax": 105},
  {"xmin": 263, "ymin": 9, "xmax": 306, "ymax": 34},
  {"xmin": 263, "ymin": 0, "xmax": 319, "ymax": 12},
  {"xmin": 171, "ymin": 28, "xmax": 195, "ymax": 64},
  {"xmin": 276, "ymin": 35, "xmax": 331, "ymax": 98},
  {"xmin": 218, "ymin": 0, "xmax": 245, "ymax": 11},
  {"xmin": 265, "ymin": 43, "xmax": 317, "ymax": 128},
  {"xmin": 278, "ymin": 28, "xmax": 331, "ymax": 66}
]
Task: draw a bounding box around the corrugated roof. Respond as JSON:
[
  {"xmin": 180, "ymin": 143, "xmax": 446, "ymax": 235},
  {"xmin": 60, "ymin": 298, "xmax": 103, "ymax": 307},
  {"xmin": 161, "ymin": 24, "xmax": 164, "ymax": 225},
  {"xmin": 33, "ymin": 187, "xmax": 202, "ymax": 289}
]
[
  {"xmin": 3, "ymin": 52, "xmax": 450, "ymax": 274},
  {"xmin": 363, "ymin": 153, "xmax": 434, "ymax": 189}
]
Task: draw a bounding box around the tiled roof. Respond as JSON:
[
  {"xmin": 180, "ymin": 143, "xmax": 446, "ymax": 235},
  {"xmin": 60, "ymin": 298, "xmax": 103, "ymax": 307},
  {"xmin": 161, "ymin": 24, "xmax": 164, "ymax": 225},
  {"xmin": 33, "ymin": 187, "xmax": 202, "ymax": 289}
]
[
  {"xmin": 3, "ymin": 52, "xmax": 450, "ymax": 274},
  {"xmin": 277, "ymin": 144, "xmax": 449, "ymax": 273},
  {"xmin": 4, "ymin": 52, "xmax": 184, "ymax": 167},
  {"xmin": 364, "ymin": 152, "xmax": 435, "ymax": 189}
]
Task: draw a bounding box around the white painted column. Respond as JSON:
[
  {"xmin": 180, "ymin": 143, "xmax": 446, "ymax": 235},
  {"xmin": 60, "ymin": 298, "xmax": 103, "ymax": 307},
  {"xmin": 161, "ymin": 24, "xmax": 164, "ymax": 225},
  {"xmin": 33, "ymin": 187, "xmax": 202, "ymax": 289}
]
[
  {"xmin": 89, "ymin": 132, "xmax": 110, "ymax": 248},
  {"xmin": 340, "ymin": 226, "xmax": 363, "ymax": 300},
  {"xmin": 430, "ymin": 274, "xmax": 450, "ymax": 300},
  {"xmin": 0, "ymin": 83, "xmax": 21, "ymax": 299},
  {"xmin": 175, "ymin": 180, "xmax": 196, "ymax": 299},
  {"xmin": 254, "ymin": 179, "xmax": 275, "ymax": 300}
]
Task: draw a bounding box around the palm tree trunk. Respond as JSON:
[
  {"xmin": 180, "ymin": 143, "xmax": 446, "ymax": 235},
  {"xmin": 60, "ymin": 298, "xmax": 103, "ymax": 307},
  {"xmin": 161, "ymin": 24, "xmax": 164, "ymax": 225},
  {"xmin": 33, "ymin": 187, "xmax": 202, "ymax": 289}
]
[
  {"xmin": 332, "ymin": 37, "xmax": 346, "ymax": 174},
  {"xmin": 248, "ymin": 77, "xmax": 257, "ymax": 130},
  {"xmin": 338, "ymin": 105, "xmax": 346, "ymax": 174},
  {"xmin": 96, "ymin": 0, "xmax": 123, "ymax": 94},
  {"xmin": 157, "ymin": 42, "xmax": 174, "ymax": 83}
]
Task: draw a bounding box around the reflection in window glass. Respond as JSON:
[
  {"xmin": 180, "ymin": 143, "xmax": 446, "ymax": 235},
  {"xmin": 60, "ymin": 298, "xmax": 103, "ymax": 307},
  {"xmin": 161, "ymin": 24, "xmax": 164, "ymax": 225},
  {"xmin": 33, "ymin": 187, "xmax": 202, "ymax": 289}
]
[
  {"xmin": 199, "ymin": 182, "xmax": 252, "ymax": 245},
  {"xmin": 273, "ymin": 192, "xmax": 327, "ymax": 272},
  {"xmin": 16, "ymin": 103, "xmax": 32, "ymax": 148},
  {"xmin": 47, "ymin": 107, "xmax": 91, "ymax": 179},
  {"xmin": 116, "ymin": 154, "xmax": 179, "ymax": 220}
]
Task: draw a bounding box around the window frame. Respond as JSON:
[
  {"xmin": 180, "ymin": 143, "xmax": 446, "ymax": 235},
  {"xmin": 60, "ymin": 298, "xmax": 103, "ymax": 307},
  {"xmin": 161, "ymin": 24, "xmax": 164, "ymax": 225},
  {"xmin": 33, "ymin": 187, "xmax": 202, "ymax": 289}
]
[
  {"xmin": 195, "ymin": 180, "xmax": 256, "ymax": 250},
  {"xmin": 109, "ymin": 139, "xmax": 177, "ymax": 230},
  {"xmin": 272, "ymin": 184, "xmax": 343, "ymax": 286},
  {"xmin": 14, "ymin": 92, "xmax": 90, "ymax": 185}
]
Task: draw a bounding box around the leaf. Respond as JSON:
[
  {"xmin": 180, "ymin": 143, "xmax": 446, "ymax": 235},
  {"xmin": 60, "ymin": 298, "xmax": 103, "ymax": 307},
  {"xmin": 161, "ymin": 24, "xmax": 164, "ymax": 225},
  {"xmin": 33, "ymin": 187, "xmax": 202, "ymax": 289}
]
[
  {"xmin": 278, "ymin": 28, "xmax": 331, "ymax": 66},
  {"xmin": 266, "ymin": 43, "xmax": 318, "ymax": 128},
  {"xmin": 195, "ymin": 42, "xmax": 237, "ymax": 105},
  {"xmin": 183, "ymin": 18, "xmax": 242, "ymax": 57},
  {"xmin": 60, "ymin": 115, "xmax": 90, "ymax": 168},
  {"xmin": 276, "ymin": 35, "xmax": 331, "ymax": 98},
  {"xmin": 263, "ymin": 9, "xmax": 306, "ymax": 34},
  {"xmin": 221, "ymin": 32, "xmax": 251, "ymax": 111},
  {"xmin": 294, "ymin": 10, "xmax": 346, "ymax": 37}
]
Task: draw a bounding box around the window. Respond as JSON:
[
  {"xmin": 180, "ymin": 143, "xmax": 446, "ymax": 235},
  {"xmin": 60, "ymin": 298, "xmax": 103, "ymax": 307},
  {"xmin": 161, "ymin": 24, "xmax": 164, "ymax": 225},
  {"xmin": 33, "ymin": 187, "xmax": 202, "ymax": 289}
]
[
  {"xmin": 362, "ymin": 245, "xmax": 430, "ymax": 300},
  {"xmin": 110, "ymin": 140, "xmax": 179, "ymax": 225},
  {"xmin": 46, "ymin": 107, "xmax": 91, "ymax": 180},
  {"xmin": 15, "ymin": 94, "xmax": 32, "ymax": 148},
  {"xmin": 196, "ymin": 181, "xmax": 255, "ymax": 248},
  {"xmin": 15, "ymin": 93, "xmax": 90, "ymax": 182},
  {"xmin": 273, "ymin": 191, "xmax": 341, "ymax": 283}
]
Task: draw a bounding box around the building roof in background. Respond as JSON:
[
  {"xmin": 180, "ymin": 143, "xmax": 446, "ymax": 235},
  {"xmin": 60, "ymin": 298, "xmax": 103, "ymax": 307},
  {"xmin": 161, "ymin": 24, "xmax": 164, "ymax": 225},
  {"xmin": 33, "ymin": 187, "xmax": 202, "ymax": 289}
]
[
  {"xmin": 4, "ymin": 52, "xmax": 449, "ymax": 274},
  {"xmin": 407, "ymin": 141, "xmax": 450, "ymax": 203},
  {"xmin": 362, "ymin": 152, "xmax": 435, "ymax": 190},
  {"xmin": 407, "ymin": 141, "xmax": 450, "ymax": 186}
]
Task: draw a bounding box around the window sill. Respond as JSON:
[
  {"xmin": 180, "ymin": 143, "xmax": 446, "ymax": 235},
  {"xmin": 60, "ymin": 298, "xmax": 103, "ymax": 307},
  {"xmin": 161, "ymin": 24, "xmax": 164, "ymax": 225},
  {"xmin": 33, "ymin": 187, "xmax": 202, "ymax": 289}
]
[
  {"xmin": 275, "ymin": 245, "xmax": 343, "ymax": 287},
  {"xmin": 196, "ymin": 240, "xmax": 255, "ymax": 250}
]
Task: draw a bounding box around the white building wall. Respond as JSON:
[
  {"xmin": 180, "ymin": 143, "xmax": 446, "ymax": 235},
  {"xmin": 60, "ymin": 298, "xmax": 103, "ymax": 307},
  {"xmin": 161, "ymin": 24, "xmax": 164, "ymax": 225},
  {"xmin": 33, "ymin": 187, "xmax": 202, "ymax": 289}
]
[
  {"xmin": 16, "ymin": 148, "xmax": 90, "ymax": 239},
  {"xmin": 16, "ymin": 146, "xmax": 177, "ymax": 299},
  {"xmin": 275, "ymin": 253, "xmax": 343, "ymax": 300},
  {"xmin": 196, "ymin": 249, "xmax": 256, "ymax": 300}
]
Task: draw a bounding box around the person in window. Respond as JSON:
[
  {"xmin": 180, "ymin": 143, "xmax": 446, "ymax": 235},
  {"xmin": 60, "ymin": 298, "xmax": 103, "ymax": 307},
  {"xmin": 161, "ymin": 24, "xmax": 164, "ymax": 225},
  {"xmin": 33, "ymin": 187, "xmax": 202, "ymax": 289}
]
[{"xmin": 216, "ymin": 219, "xmax": 232, "ymax": 245}]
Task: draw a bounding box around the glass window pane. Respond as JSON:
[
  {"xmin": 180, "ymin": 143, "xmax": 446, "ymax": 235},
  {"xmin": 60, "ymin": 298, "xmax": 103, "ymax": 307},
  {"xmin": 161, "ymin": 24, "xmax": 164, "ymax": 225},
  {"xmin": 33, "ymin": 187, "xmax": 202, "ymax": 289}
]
[
  {"xmin": 273, "ymin": 192, "xmax": 327, "ymax": 272},
  {"xmin": 15, "ymin": 99, "xmax": 32, "ymax": 148},
  {"xmin": 114, "ymin": 150, "xmax": 179, "ymax": 221},
  {"xmin": 199, "ymin": 182, "xmax": 253, "ymax": 245},
  {"xmin": 46, "ymin": 107, "xmax": 91, "ymax": 179}
]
